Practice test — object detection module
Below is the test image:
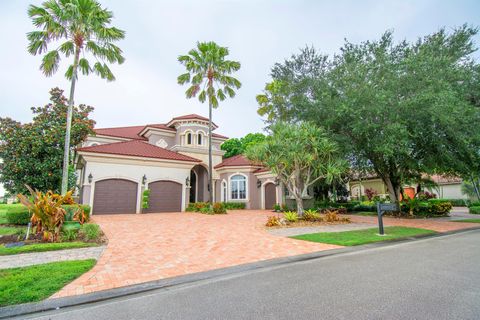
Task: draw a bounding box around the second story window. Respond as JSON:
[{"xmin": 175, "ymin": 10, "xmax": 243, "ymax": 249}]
[
  {"xmin": 197, "ymin": 133, "xmax": 202, "ymax": 145},
  {"xmin": 186, "ymin": 133, "xmax": 192, "ymax": 145}
]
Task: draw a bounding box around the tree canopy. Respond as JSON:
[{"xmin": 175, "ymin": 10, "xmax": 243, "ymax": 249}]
[
  {"xmin": 221, "ymin": 133, "xmax": 266, "ymax": 158},
  {"xmin": 257, "ymin": 26, "xmax": 480, "ymax": 202},
  {"xmin": 245, "ymin": 122, "xmax": 347, "ymax": 214},
  {"xmin": 0, "ymin": 88, "xmax": 95, "ymax": 195}
]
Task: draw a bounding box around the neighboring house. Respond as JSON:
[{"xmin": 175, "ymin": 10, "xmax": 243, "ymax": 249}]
[
  {"xmin": 348, "ymin": 173, "xmax": 468, "ymax": 200},
  {"xmin": 75, "ymin": 114, "xmax": 285, "ymax": 215}
]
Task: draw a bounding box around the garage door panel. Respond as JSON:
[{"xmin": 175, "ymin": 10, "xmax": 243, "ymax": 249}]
[
  {"xmin": 146, "ymin": 181, "xmax": 182, "ymax": 213},
  {"xmin": 93, "ymin": 179, "xmax": 138, "ymax": 214}
]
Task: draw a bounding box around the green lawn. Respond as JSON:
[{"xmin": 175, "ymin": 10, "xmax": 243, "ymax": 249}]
[
  {"xmin": 452, "ymin": 219, "xmax": 480, "ymax": 223},
  {"xmin": 0, "ymin": 259, "xmax": 96, "ymax": 306},
  {"xmin": 291, "ymin": 226, "xmax": 437, "ymax": 246},
  {"xmin": 353, "ymin": 211, "xmax": 377, "ymax": 216},
  {"xmin": 0, "ymin": 242, "xmax": 98, "ymax": 256},
  {"xmin": 0, "ymin": 226, "xmax": 23, "ymax": 236}
]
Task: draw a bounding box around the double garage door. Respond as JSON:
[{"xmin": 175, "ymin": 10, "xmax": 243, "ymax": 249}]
[{"xmin": 92, "ymin": 179, "xmax": 182, "ymax": 214}]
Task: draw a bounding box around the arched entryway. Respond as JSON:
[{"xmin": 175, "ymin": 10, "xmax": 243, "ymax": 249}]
[
  {"xmin": 190, "ymin": 165, "xmax": 208, "ymax": 203},
  {"xmin": 264, "ymin": 182, "xmax": 276, "ymax": 210}
]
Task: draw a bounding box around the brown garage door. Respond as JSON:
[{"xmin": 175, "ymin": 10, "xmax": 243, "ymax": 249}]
[
  {"xmin": 264, "ymin": 183, "xmax": 276, "ymax": 210},
  {"xmin": 93, "ymin": 179, "xmax": 138, "ymax": 214},
  {"xmin": 145, "ymin": 180, "xmax": 182, "ymax": 213}
]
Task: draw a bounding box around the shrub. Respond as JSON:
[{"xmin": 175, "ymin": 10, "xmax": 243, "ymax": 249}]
[
  {"xmin": 427, "ymin": 199, "xmax": 453, "ymax": 216},
  {"xmin": 80, "ymin": 224, "xmax": 101, "ymax": 241},
  {"xmin": 303, "ymin": 209, "xmax": 321, "ymax": 222},
  {"xmin": 6, "ymin": 207, "xmax": 32, "ymax": 225},
  {"xmin": 273, "ymin": 204, "xmax": 281, "ymax": 212},
  {"xmin": 200, "ymin": 206, "xmax": 213, "ymax": 214},
  {"xmin": 142, "ymin": 189, "xmax": 150, "ymax": 209},
  {"xmin": 469, "ymin": 206, "xmax": 480, "ymax": 214},
  {"xmin": 213, "ymin": 202, "xmax": 227, "ymax": 214},
  {"xmin": 223, "ymin": 202, "xmax": 246, "ymax": 210},
  {"xmin": 265, "ymin": 215, "xmax": 281, "ymax": 227},
  {"xmin": 352, "ymin": 204, "xmax": 377, "ymax": 212},
  {"xmin": 281, "ymin": 203, "xmax": 289, "ymax": 212},
  {"xmin": 283, "ymin": 211, "xmax": 298, "ymax": 222},
  {"xmin": 61, "ymin": 229, "xmax": 78, "ymax": 241},
  {"xmin": 417, "ymin": 191, "xmax": 437, "ymax": 200},
  {"xmin": 15, "ymin": 228, "xmax": 27, "ymax": 241},
  {"xmin": 469, "ymin": 201, "xmax": 480, "ymax": 208},
  {"xmin": 17, "ymin": 187, "xmax": 75, "ymax": 242}
]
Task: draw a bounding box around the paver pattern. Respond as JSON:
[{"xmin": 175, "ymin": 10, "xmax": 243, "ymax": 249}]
[
  {"xmin": 0, "ymin": 246, "xmax": 105, "ymax": 269},
  {"xmin": 52, "ymin": 210, "xmax": 340, "ymax": 298},
  {"xmin": 52, "ymin": 210, "xmax": 479, "ymax": 298}
]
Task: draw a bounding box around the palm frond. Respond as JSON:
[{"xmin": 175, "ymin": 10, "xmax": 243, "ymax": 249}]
[{"xmin": 40, "ymin": 50, "xmax": 60, "ymax": 76}]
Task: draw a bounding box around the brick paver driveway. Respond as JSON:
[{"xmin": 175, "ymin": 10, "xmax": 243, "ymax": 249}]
[{"xmin": 53, "ymin": 210, "xmax": 340, "ymax": 298}]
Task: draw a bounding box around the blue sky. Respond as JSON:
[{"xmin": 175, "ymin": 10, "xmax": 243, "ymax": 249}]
[{"xmin": 1, "ymin": 0, "xmax": 479, "ymax": 138}]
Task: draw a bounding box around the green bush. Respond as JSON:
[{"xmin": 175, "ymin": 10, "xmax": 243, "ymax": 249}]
[
  {"xmin": 141, "ymin": 189, "xmax": 150, "ymax": 210},
  {"xmin": 303, "ymin": 209, "xmax": 321, "ymax": 221},
  {"xmin": 469, "ymin": 206, "xmax": 480, "ymax": 214},
  {"xmin": 469, "ymin": 201, "xmax": 480, "ymax": 208},
  {"xmin": 223, "ymin": 202, "xmax": 246, "ymax": 210},
  {"xmin": 61, "ymin": 229, "xmax": 78, "ymax": 241},
  {"xmin": 352, "ymin": 204, "xmax": 377, "ymax": 212},
  {"xmin": 5, "ymin": 206, "xmax": 32, "ymax": 225},
  {"xmin": 200, "ymin": 206, "xmax": 213, "ymax": 215},
  {"xmin": 212, "ymin": 202, "xmax": 227, "ymax": 214},
  {"xmin": 80, "ymin": 224, "xmax": 100, "ymax": 241}
]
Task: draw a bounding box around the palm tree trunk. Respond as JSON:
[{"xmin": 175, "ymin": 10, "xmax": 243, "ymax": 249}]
[
  {"xmin": 61, "ymin": 49, "xmax": 80, "ymax": 195},
  {"xmin": 208, "ymin": 100, "xmax": 213, "ymax": 204}
]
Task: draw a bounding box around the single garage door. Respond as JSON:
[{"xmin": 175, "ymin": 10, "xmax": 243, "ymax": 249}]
[
  {"xmin": 264, "ymin": 182, "xmax": 276, "ymax": 210},
  {"xmin": 93, "ymin": 179, "xmax": 138, "ymax": 214},
  {"xmin": 146, "ymin": 180, "xmax": 182, "ymax": 213}
]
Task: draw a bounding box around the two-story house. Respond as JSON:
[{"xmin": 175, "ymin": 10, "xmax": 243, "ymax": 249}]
[{"xmin": 75, "ymin": 114, "xmax": 282, "ymax": 215}]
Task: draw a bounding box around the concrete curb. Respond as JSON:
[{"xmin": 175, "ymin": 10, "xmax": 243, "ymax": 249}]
[{"xmin": 2, "ymin": 226, "xmax": 479, "ymax": 319}]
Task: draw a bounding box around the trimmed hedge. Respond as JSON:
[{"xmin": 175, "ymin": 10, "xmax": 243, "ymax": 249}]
[
  {"xmin": 469, "ymin": 206, "xmax": 480, "ymax": 214},
  {"xmin": 223, "ymin": 202, "xmax": 246, "ymax": 210},
  {"xmin": 5, "ymin": 206, "xmax": 31, "ymax": 225}
]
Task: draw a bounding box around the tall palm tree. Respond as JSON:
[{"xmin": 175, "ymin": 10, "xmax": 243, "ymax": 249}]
[
  {"xmin": 178, "ymin": 42, "xmax": 241, "ymax": 203},
  {"xmin": 27, "ymin": 0, "xmax": 125, "ymax": 194}
]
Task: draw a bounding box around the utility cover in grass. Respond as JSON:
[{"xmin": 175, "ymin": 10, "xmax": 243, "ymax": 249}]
[
  {"xmin": 0, "ymin": 259, "xmax": 96, "ymax": 306},
  {"xmin": 291, "ymin": 226, "xmax": 436, "ymax": 246}
]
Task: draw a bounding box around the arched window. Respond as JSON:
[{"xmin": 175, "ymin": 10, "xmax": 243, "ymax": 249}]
[
  {"xmin": 197, "ymin": 133, "xmax": 202, "ymax": 145},
  {"xmin": 230, "ymin": 175, "xmax": 247, "ymax": 200},
  {"xmin": 186, "ymin": 132, "xmax": 192, "ymax": 145}
]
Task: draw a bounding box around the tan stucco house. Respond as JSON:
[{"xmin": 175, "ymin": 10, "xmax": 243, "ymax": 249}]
[{"xmin": 75, "ymin": 114, "xmax": 284, "ymax": 215}]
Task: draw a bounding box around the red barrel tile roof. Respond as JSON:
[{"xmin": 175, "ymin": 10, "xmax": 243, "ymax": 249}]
[
  {"xmin": 94, "ymin": 125, "xmax": 148, "ymax": 140},
  {"xmin": 214, "ymin": 154, "xmax": 261, "ymax": 169},
  {"xmin": 77, "ymin": 140, "xmax": 201, "ymax": 162}
]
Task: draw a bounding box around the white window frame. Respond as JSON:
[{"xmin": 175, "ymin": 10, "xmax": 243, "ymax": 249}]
[
  {"xmin": 221, "ymin": 179, "xmax": 227, "ymax": 202},
  {"xmin": 228, "ymin": 173, "xmax": 248, "ymax": 201}
]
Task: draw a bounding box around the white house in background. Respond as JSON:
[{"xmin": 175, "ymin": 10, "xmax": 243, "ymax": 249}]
[{"xmin": 75, "ymin": 114, "xmax": 285, "ymax": 215}]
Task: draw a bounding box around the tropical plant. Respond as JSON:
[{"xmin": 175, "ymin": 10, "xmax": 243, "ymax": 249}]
[
  {"xmin": 265, "ymin": 215, "xmax": 281, "ymax": 227},
  {"xmin": 283, "ymin": 211, "xmax": 298, "ymax": 222},
  {"xmin": 79, "ymin": 223, "xmax": 101, "ymax": 241},
  {"xmin": 27, "ymin": 0, "xmax": 125, "ymax": 194},
  {"xmin": 142, "ymin": 189, "xmax": 150, "ymax": 209},
  {"xmin": 245, "ymin": 122, "xmax": 347, "ymax": 216},
  {"xmin": 364, "ymin": 188, "xmax": 378, "ymax": 201},
  {"xmin": 178, "ymin": 41, "xmax": 241, "ymax": 203},
  {"xmin": 17, "ymin": 186, "xmax": 73, "ymax": 242},
  {"xmin": 303, "ymin": 209, "xmax": 322, "ymax": 222}
]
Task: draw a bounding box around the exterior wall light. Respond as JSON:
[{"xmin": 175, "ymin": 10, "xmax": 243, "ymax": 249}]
[
  {"xmin": 142, "ymin": 174, "xmax": 147, "ymax": 185},
  {"xmin": 275, "ymin": 178, "xmax": 280, "ymax": 186},
  {"xmin": 88, "ymin": 173, "xmax": 93, "ymax": 184},
  {"xmin": 257, "ymin": 180, "xmax": 262, "ymax": 188},
  {"xmin": 186, "ymin": 176, "xmax": 190, "ymax": 187}
]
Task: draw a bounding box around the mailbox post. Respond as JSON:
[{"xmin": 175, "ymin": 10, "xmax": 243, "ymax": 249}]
[{"xmin": 376, "ymin": 203, "xmax": 398, "ymax": 235}]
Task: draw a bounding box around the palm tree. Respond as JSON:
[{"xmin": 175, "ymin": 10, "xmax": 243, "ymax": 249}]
[
  {"xmin": 27, "ymin": 0, "xmax": 125, "ymax": 194},
  {"xmin": 178, "ymin": 41, "xmax": 241, "ymax": 203}
]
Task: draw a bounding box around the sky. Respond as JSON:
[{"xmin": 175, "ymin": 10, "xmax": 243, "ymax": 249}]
[{"xmin": 1, "ymin": 0, "xmax": 479, "ymax": 139}]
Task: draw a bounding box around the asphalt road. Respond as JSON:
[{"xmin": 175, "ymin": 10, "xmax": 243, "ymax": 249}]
[{"xmin": 23, "ymin": 229, "xmax": 480, "ymax": 320}]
